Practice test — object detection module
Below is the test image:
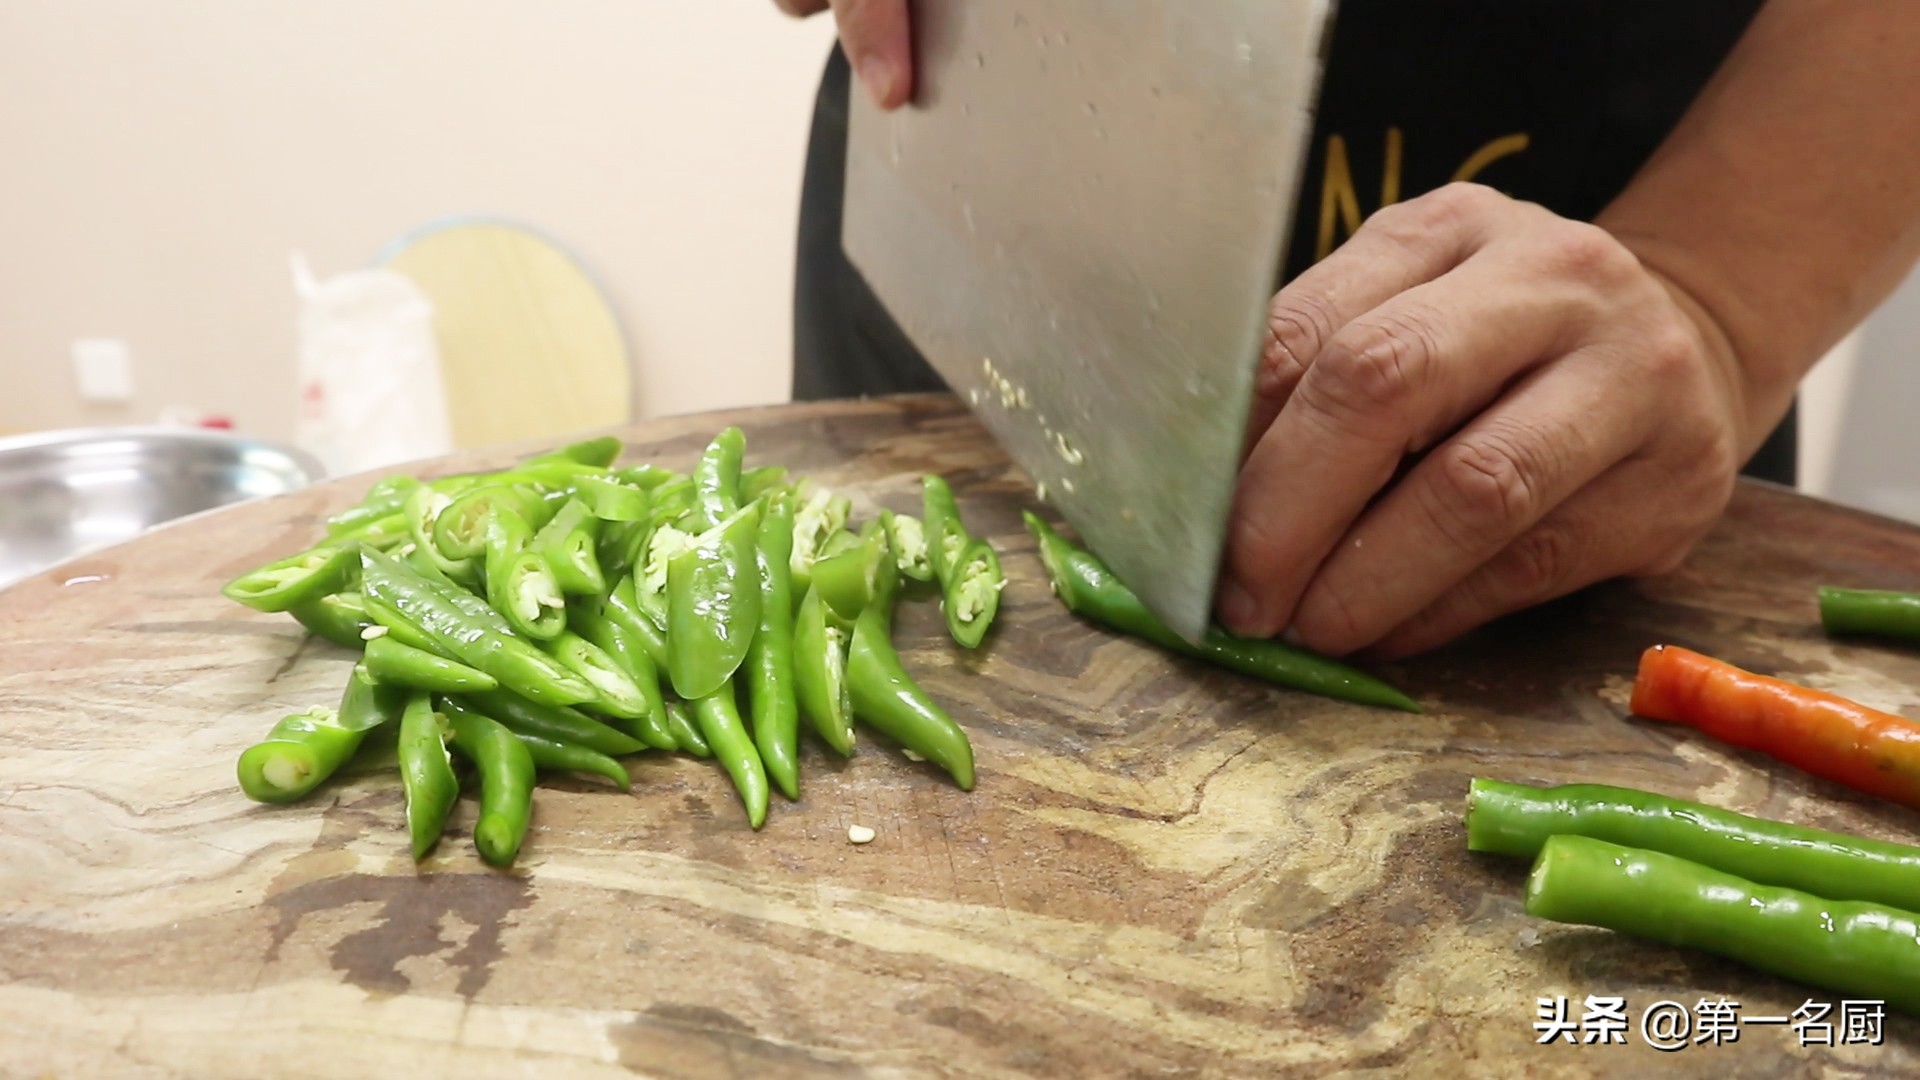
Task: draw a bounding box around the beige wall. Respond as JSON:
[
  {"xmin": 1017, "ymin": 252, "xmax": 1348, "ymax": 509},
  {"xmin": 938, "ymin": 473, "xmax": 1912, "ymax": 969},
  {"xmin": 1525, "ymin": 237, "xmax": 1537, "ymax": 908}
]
[{"xmin": 0, "ymin": 2, "xmax": 836, "ymax": 437}]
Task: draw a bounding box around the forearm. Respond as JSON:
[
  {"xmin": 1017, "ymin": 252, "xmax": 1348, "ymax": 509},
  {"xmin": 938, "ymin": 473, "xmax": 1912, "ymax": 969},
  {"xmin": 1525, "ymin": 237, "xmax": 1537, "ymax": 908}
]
[{"xmin": 1598, "ymin": 0, "xmax": 1920, "ymax": 456}]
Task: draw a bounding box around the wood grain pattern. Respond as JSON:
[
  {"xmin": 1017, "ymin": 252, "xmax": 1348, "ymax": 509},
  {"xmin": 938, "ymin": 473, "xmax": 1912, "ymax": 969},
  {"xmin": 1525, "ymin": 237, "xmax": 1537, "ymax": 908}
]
[{"xmin": 3, "ymin": 394, "xmax": 1919, "ymax": 1078}]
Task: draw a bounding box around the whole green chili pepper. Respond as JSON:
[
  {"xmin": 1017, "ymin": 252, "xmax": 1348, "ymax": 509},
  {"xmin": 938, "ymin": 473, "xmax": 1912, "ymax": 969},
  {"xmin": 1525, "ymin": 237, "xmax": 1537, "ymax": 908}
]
[
  {"xmin": 666, "ymin": 501, "xmax": 763, "ymax": 701},
  {"xmin": 443, "ymin": 700, "xmax": 537, "ymax": 867},
  {"xmin": 1467, "ymin": 778, "xmax": 1920, "ymax": 913},
  {"xmin": 221, "ymin": 542, "xmax": 358, "ymax": 613},
  {"xmin": 1819, "ymin": 586, "xmax": 1920, "ymax": 643},
  {"xmin": 364, "ymin": 634, "xmax": 499, "ymax": 693},
  {"xmin": 665, "ymin": 699, "xmax": 713, "ymax": 758},
  {"xmin": 1526, "ymin": 834, "xmax": 1920, "ymax": 1015},
  {"xmin": 693, "ymin": 683, "xmax": 769, "ymax": 829},
  {"xmin": 518, "ymin": 732, "xmax": 630, "ymax": 789},
  {"xmin": 689, "ymin": 427, "xmax": 747, "ymax": 532},
  {"xmin": 485, "ymin": 507, "xmax": 569, "ymax": 641},
  {"xmin": 881, "ymin": 509, "xmax": 936, "ymax": 584},
  {"xmin": 746, "ymin": 494, "xmax": 800, "ymax": 800},
  {"xmin": 569, "ymin": 604, "xmax": 677, "ymax": 751},
  {"xmin": 288, "ymin": 591, "xmax": 376, "ymax": 648},
  {"xmin": 534, "ymin": 434, "xmax": 623, "ymax": 468},
  {"xmin": 403, "ymin": 486, "xmax": 478, "ymax": 586},
  {"xmin": 741, "ymin": 465, "xmax": 790, "ymax": 502},
  {"xmin": 399, "ymin": 691, "xmax": 459, "ymax": 860},
  {"xmin": 532, "ymin": 498, "xmax": 606, "ymax": 596},
  {"xmin": 453, "ymin": 689, "xmax": 646, "ymax": 758},
  {"xmin": 941, "ymin": 537, "xmax": 1003, "ymax": 649},
  {"xmin": 236, "ymin": 664, "xmax": 400, "ymax": 802},
  {"xmin": 789, "ymin": 481, "xmax": 852, "ymax": 601},
  {"xmin": 809, "ymin": 520, "xmax": 890, "ymax": 623},
  {"xmin": 847, "ymin": 544, "xmax": 975, "ymax": 789},
  {"xmin": 361, "ymin": 549, "xmax": 596, "ymax": 707},
  {"xmin": 794, "ymin": 584, "xmax": 855, "ymax": 756},
  {"xmin": 1024, "ymin": 513, "xmax": 1421, "ymax": 713},
  {"xmin": 574, "ymin": 474, "xmax": 651, "ymax": 523}
]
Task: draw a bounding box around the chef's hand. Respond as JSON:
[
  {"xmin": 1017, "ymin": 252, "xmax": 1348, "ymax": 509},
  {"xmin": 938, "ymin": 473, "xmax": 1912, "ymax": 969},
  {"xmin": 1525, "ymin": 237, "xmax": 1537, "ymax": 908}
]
[
  {"xmin": 1218, "ymin": 182, "xmax": 1759, "ymax": 660},
  {"xmin": 773, "ymin": 0, "xmax": 913, "ymax": 109}
]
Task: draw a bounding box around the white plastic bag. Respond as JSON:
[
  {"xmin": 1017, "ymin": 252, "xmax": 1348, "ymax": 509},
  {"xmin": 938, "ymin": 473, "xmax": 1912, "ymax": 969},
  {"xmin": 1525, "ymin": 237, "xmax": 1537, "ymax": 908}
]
[{"xmin": 291, "ymin": 251, "xmax": 454, "ymax": 477}]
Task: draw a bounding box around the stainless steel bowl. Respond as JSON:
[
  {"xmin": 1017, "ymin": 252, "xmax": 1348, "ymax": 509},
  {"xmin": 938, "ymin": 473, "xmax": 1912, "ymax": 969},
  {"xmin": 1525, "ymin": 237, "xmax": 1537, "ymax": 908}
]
[{"xmin": 0, "ymin": 428, "xmax": 326, "ymax": 588}]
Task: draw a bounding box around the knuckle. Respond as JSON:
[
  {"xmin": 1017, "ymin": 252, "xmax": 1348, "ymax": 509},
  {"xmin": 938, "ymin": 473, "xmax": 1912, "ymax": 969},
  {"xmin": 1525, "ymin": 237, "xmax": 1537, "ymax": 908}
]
[
  {"xmin": 1542, "ymin": 221, "xmax": 1637, "ymax": 285},
  {"xmin": 1376, "ymin": 182, "xmax": 1504, "ymax": 234},
  {"xmin": 1301, "ymin": 308, "xmax": 1439, "ymax": 421},
  {"xmin": 1262, "ymin": 292, "xmax": 1339, "ymax": 388},
  {"xmin": 1429, "ymin": 434, "xmax": 1544, "ymax": 550},
  {"xmin": 1293, "ymin": 581, "xmax": 1371, "ymax": 653},
  {"xmin": 1500, "ymin": 523, "xmax": 1581, "ymax": 598}
]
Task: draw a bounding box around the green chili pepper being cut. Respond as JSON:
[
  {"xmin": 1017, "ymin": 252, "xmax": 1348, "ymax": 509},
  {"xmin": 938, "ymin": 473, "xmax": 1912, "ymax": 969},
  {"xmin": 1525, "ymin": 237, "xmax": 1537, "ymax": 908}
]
[
  {"xmin": 403, "ymin": 486, "xmax": 478, "ymax": 586},
  {"xmin": 533, "ymin": 434, "xmax": 624, "ymax": 469},
  {"xmin": 443, "ymin": 700, "xmax": 537, "ymax": 867},
  {"xmin": 688, "ymin": 427, "xmax": 747, "ymax": 532},
  {"xmin": 574, "ymin": 474, "xmax": 651, "ymax": 523},
  {"xmin": 329, "ymin": 511, "xmax": 412, "ymax": 552},
  {"xmin": 1024, "ymin": 513, "xmax": 1421, "ymax": 713},
  {"xmin": 638, "ymin": 523, "xmax": 698, "ymax": 631},
  {"xmin": 1525, "ymin": 834, "xmax": 1920, "ymax": 1015},
  {"xmin": 361, "ymin": 549, "xmax": 596, "ymax": 707},
  {"xmin": 288, "ymin": 591, "xmax": 377, "ymax": 648},
  {"xmin": 398, "ymin": 691, "xmax": 459, "ymax": 860},
  {"xmin": 604, "ymin": 573, "xmax": 671, "ymax": 671},
  {"xmin": 790, "ymin": 481, "xmax": 852, "ymax": 600},
  {"xmin": 237, "ymin": 664, "xmax": 401, "ymax": 803},
  {"xmin": 666, "ymin": 501, "xmax": 763, "ymax": 701},
  {"xmin": 485, "ymin": 507, "xmax": 568, "ymax": 641},
  {"xmin": 569, "ymin": 604, "xmax": 677, "ymax": 751},
  {"xmin": 741, "ymin": 465, "xmax": 790, "ymax": 503},
  {"xmin": 810, "ymin": 520, "xmax": 890, "ymax": 623},
  {"xmin": 325, "ymin": 475, "xmax": 421, "ymax": 536},
  {"xmin": 221, "ymin": 542, "xmax": 359, "ymax": 613},
  {"xmin": 453, "ymin": 689, "xmax": 646, "ymax": 758},
  {"xmin": 881, "ymin": 510, "xmax": 936, "ymax": 584},
  {"xmin": 435, "ymin": 483, "xmax": 547, "ymax": 562},
  {"xmin": 941, "ymin": 537, "xmax": 1003, "ymax": 649},
  {"xmin": 1819, "ymin": 586, "xmax": 1920, "ymax": 643},
  {"xmin": 693, "ymin": 682, "xmax": 769, "ymax": 829},
  {"xmin": 541, "ymin": 630, "xmax": 652, "ymax": 720},
  {"xmin": 665, "ymin": 700, "xmax": 713, "ymax": 758},
  {"xmin": 746, "ymin": 494, "xmax": 800, "ymax": 800},
  {"xmin": 1467, "ymin": 778, "xmax": 1920, "ymax": 913},
  {"xmin": 364, "ymin": 634, "xmax": 499, "ymax": 693},
  {"xmin": 532, "ymin": 498, "xmax": 606, "ymax": 596},
  {"xmin": 921, "ymin": 474, "xmax": 972, "ymax": 584},
  {"xmin": 847, "ymin": 544, "xmax": 975, "ymax": 789},
  {"xmin": 649, "ymin": 475, "xmax": 696, "ymax": 528},
  {"xmin": 794, "ymin": 584, "xmax": 855, "ymax": 756}
]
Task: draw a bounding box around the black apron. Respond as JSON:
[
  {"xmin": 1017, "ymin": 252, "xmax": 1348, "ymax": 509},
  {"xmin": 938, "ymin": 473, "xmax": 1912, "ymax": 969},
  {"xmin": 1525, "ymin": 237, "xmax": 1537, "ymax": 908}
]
[{"xmin": 790, "ymin": 0, "xmax": 1795, "ymax": 485}]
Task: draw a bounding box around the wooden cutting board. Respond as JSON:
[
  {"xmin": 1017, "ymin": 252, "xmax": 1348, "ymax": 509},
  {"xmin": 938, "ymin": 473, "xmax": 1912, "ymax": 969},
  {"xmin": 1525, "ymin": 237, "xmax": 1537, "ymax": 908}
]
[{"xmin": 4, "ymin": 395, "xmax": 1918, "ymax": 1078}]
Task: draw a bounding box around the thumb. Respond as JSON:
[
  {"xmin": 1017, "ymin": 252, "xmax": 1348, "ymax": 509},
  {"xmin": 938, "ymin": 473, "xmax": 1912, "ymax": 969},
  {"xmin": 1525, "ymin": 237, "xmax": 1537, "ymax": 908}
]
[{"xmin": 829, "ymin": 0, "xmax": 912, "ymax": 109}]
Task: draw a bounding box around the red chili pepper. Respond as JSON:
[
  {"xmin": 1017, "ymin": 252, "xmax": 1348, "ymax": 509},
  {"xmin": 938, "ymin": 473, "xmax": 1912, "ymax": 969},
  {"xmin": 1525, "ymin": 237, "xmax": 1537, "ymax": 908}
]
[{"xmin": 1630, "ymin": 644, "xmax": 1920, "ymax": 809}]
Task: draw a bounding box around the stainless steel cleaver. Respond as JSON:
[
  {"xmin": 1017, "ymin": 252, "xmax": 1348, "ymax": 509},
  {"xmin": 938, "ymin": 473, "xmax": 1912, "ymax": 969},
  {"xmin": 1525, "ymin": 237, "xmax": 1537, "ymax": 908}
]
[{"xmin": 842, "ymin": 0, "xmax": 1337, "ymax": 642}]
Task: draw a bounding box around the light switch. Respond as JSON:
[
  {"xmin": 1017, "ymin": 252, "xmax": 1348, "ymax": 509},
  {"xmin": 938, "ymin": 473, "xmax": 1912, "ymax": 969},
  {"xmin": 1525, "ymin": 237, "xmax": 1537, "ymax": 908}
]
[{"xmin": 72, "ymin": 339, "xmax": 135, "ymax": 403}]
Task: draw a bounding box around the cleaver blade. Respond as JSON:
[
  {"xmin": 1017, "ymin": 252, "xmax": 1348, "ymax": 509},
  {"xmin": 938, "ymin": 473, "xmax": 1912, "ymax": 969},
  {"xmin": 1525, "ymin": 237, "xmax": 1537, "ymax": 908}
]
[{"xmin": 842, "ymin": 0, "xmax": 1336, "ymax": 642}]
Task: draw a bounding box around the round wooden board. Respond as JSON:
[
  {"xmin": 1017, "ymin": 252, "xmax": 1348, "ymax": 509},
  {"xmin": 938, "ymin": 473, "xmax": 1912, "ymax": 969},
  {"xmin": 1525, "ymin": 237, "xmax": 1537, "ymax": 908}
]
[{"xmin": 4, "ymin": 395, "xmax": 1919, "ymax": 1078}]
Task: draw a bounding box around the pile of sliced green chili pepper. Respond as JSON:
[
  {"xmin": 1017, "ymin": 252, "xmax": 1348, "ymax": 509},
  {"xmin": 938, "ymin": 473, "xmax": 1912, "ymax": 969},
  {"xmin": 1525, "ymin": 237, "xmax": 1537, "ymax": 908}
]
[
  {"xmin": 220, "ymin": 430, "xmax": 1002, "ymax": 866},
  {"xmin": 1470, "ymin": 777, "xmax": 1920, "ymax": 1014}
]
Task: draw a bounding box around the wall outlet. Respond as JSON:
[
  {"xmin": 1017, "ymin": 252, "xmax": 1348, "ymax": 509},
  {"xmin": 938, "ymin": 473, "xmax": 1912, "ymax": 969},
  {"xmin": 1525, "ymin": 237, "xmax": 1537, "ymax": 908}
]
[{"xmin": 72, "ymin": 338, "xmax": 135, "ymax": 403}]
